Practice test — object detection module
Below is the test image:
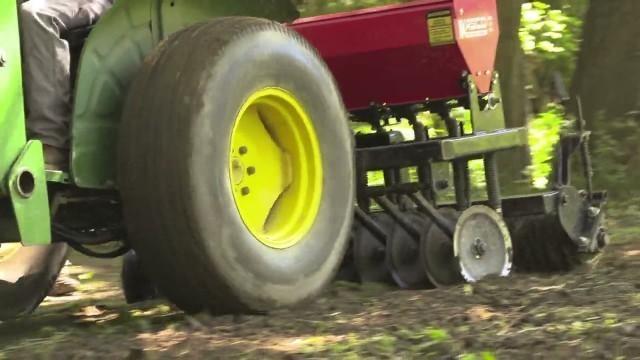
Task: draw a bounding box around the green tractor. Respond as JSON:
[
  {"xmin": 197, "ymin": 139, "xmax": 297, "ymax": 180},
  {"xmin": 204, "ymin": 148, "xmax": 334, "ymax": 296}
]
[
  {"xmin": 1, "ymin": 1, "xmax": 355, "ymax": 319},
  {"xmin": 0, "ymin": 0, "xmax": 608, "ymax": 320}
]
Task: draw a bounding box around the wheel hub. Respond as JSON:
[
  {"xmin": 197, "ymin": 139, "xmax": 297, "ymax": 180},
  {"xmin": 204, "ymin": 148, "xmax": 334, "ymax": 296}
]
[
  {"xmin": 472, "ymin": 238, "xmax": 487, "ymax": 258},
  {"xmin": 229, "ymin": 88, "xmax": 323, "ymax": 249}
]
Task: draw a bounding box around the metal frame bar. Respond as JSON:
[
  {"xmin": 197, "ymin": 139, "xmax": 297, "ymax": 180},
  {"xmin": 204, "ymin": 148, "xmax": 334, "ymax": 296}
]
[{"xmin": 356, "ymin": 128, "xmax": 528, "ymax": 171}]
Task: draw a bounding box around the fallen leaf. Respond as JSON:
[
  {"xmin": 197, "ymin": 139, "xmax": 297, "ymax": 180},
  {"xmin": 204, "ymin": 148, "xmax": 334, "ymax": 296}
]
[
  {"xmin": 78, "ymin": 272, "xmax": 95, "ymax": 280},
  {"xmin": 76, "ymin": 305, "xmax": 107, "ymax": 318},
  {"xmin": 467, "ymin": 306, "xmax": 497, "ymax": 322}
]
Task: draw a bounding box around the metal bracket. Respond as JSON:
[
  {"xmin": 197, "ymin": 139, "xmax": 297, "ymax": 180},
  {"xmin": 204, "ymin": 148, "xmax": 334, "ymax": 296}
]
[
  {"xmin": 467, "ymin": 73, "xmax": 506, "ymax": 133},
  {"xmin": 7, "ymin": 141, "xmax": 51, "ymax": 246}
]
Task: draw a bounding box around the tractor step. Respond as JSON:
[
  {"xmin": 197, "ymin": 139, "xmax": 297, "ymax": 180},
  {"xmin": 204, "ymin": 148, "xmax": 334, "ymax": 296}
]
[{"xmin": 46, "ymin": 170, "xmax": 71, "ymax": 185}]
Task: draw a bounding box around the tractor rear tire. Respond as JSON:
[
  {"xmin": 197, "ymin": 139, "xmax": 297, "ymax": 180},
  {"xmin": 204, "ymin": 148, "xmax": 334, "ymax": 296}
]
[
  {"xmin": 0, "ymin": 244, "xmax": 68, "ymax": 320},
  {"xmin": 118, "ymin": 17, "xmax": 354, "ymax": 314}
]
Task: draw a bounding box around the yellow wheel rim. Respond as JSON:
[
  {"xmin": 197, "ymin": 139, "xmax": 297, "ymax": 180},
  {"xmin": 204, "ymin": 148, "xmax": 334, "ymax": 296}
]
[
  {"xmin": 229, "ymin": 88, "xmax": 323, "ymax": 249},
  {"xmin": 0, "ymin": 244, "xmax": 21, "ymax": 263}
]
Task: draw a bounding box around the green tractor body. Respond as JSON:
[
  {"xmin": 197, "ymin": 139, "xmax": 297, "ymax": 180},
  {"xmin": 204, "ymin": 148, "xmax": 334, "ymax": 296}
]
[
  {"xmin": 0, "ymin": 1, "xmax": 50, "ymax": 246},
  {"xmin": 1, "ymin": 0, "xmax": 301, "ymax": 246}
]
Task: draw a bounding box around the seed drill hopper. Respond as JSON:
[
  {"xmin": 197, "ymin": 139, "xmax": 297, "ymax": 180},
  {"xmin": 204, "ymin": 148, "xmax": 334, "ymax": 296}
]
[{"xmin": 0, "ymin": 0, "xmax": 607, "ymax": 320}]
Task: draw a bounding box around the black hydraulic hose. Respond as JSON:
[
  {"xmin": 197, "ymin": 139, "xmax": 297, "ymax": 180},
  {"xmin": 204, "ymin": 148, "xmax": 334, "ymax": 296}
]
[
  {"xmin": 52, "ymin": 222, "xmax": 130, "ymax": 259},
  {"xmin": 66, "ymin": 240, "xmax": 131, "ymax": 259},
  {"xmin": 51, "ymin": 222, "xmax": 119, "ymax": 245}
]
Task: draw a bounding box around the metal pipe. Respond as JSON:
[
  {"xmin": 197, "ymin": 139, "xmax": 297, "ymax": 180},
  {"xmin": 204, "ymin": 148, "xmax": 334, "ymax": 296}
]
[
  {"xmin": 367, "ymin": 182, "xmax": 429, "ymax": 196},
  {"xmin": 484, "ymin": 152, "xmax": 502, "ymax": 213},
  {"xmin": 383, "ymin": 169, "xmax": 399, "ymax": 204},
  {"xmin": 444, "ymin": 115, "xmax": 470, "ymax": 211},
  {"xmin": 408, "ymin": 192, "xmax": 455, "ymax": 238},
  {"xmin": 410, "ymin": 115, "xmax": 435, "ymax": 203},
  {"xmin": 354, "ymin": 206, "xmax": 387, "ymax": 246},
  {"xmin": 374, "ymin": 196, "xmax": 421, "ymax": 241},
  {"xmin": 453, "ymin": 161, "xmax": 470, "ymax": 211},
  {"xmin": 355, "ymin": 160, "xmax": 371, "ymax": 212},
  {"xmin": 576, "ymin": 97, "xmax": 594, "ymax": 202}
]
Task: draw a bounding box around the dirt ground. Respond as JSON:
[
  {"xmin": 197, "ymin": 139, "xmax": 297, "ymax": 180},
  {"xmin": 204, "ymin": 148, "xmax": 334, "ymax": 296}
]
[{"xmin": 0, "ymin": 220, "xmax": 639, "ymax": 360}]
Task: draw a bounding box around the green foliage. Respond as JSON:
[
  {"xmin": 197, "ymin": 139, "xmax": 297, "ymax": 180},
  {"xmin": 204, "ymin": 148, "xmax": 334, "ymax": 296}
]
[
  {"xmin": 518, "ymin": 3, "xmax": 584, "ymax": 190},
  {"xmin": 461, "ymin": 352, "xmax": 497, "ymax": 360},
  {"xmin": 526, "ymin": 104, "xmax": 567, "ymax": 188},
  {"xmin": 424, "ymin": 327, "xmax": 450, "ymax": 342},
  {"xmin": 517, "ymin": 1, "xmax": 639, "ymax": 202},
  {"xmin": 520, "ymin": 2, "xmax": 583, "ymax": 84},
  {"xmin": 520, "ymin": 2, "xmax": 580, "ymax": 55}
]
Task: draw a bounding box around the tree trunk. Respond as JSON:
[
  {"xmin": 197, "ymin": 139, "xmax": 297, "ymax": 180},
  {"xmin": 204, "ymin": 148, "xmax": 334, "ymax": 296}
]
[
  {"xmin": 495, "ymin": 0, "xmax": 532, "ymax": 192},
  {"xmin": 571, "ymin": 0, "xmax": 640, "ymax": 197},
  {"xmin": 571, "ymin": 0, "xmax": 640, "ymax": 129}
]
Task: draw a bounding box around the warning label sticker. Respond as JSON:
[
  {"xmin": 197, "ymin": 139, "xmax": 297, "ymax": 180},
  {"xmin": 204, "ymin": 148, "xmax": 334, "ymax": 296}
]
[{"xmin": 427, "ymin": 10, "xmax": 455, "ymax": 47}]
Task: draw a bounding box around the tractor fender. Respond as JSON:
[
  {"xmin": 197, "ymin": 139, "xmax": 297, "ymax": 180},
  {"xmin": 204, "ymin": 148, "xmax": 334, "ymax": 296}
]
[{"xmin": 70, "ymin": 0, "xmax": 299, "ymax": 189}]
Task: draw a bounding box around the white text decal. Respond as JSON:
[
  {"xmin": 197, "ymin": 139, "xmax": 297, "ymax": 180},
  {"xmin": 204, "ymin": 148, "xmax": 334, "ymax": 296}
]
[{"xmin": 458, "ymin": 16, "xmax": 494, "ymax": 39}]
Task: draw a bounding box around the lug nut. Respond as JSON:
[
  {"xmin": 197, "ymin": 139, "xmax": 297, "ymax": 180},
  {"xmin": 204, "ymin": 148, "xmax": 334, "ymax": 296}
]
[
  {"xmin": 578, "ymin": 237, "xmax": 589, "ymax": 247},
  {"xmin": 247, "ymin": 166, "xmax": 256, "ymax": 175},
  {"xmin": 239, "ymin": 146, "xmax": 248, "ymax": 155},
  {"xmin": 472, "ymin": 238, "xmax": 486, "ymax": 258},
  {"xmin": 241, "ymin": 187, "xmax": 250, "ymax": 196}
]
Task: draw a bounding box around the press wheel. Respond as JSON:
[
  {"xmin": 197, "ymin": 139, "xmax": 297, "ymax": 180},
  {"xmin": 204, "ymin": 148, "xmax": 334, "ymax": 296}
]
[{"xmin": 454, "ymin": 205, "xmax": 513, "ymax": 282}]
